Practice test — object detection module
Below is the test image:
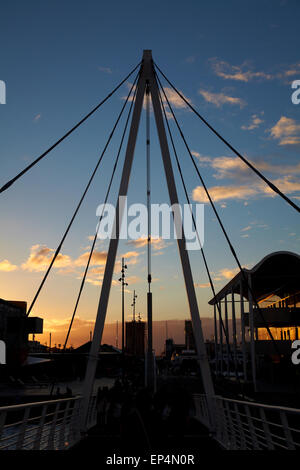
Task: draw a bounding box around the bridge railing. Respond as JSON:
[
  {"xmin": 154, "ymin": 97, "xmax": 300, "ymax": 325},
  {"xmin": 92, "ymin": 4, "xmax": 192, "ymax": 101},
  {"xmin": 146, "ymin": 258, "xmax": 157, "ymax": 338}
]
[
  {"xmin": 194, "ymin": 394, "xmax": 300, "ymax": 450},
  {"xmin": 0, "ymin": 395, "xmax": 97, "ymax": 450}
]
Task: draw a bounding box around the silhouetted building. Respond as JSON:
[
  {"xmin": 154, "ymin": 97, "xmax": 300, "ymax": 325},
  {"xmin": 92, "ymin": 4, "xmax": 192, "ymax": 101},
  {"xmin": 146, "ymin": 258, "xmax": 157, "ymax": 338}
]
[
  {"xmin": 165, "ymin": 338, "xmax": 174, "ymax": 360},
  {"xmin": 209, "ymin": 251, "xmax": 300, "ymax": 390},
  {"xmin": 0, "ymin": 298, "xmax": 43, "ymax": 366},
  {"xmin": 185, "ymin": 320, "xmax": 196, "ymax": 351},
  {"xmin": 125, "ymin": 320, "xmax": 145, "ymax": 356}
]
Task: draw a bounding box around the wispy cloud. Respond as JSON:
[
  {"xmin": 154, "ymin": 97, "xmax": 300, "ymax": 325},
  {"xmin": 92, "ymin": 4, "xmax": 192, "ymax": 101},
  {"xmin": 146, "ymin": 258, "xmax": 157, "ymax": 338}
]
[
  {"xmin": 210, "ymin": 58, "xmax": 300, "ymax": 84},
  {"xmin": 198, "ymin": 89, "xmax": 246, "ymax": 108},
  {"xmin": 269, "ymin": 116, "xmax": 300, "ymax": 145},
  {"xmin": 22, "ymin": 245, "xmax": 72, "ymax": 272},
  {"xmin": 98, "ymin": 66, "xmax": 112, "ymax": 74},
  {"xmin": 190, "ymin": 151, "xmax": 300, "ymax": 202},
  {"xmin": 192, "ymin": 175, "xmax": 300, "ymax": 203},
  {"xmin": 0, "ymin": 259, "xmax": 18, "ymax": 272},
  {"xmin": 241, "ymin": 112, "xmax": 264, "ymax": 130},
  {"xmin": 210, "ymin": 58, "xmax": 272, "ymax": 82},
  {"xmin": 123, "ymin": 83, "xmax": 191, "ymax": 112},
  {"xmin": 185, "ymin": 56, "xmax": 195, "ymax": 64},
  {"xmin": 193, "ymin": 184, "xmax": 257, "ymax": 203},
  {"xmin": 74, "ymin": 250, "xmax": 107, "ymax": 267},
  {"xmin": 218, "ymin": 267, "xmax": 240, "ymax": 280},
  {"xmin": 191, "ymin": 151, "xmax": 212, "ymax": 164},
  {"xmin": 33, "ymin": 113, "xmax": 41, "ymax": 122},
  {"xmin": 203, "ymin": 155, "xmax": 300, "ymax": 181},
  {"xmin": 126, "ymin": 237, "xmax": 166, "ymax": 251},
  {"xmin": 194, "ymin": 282, "xmax": 210, "ymax": 288}
]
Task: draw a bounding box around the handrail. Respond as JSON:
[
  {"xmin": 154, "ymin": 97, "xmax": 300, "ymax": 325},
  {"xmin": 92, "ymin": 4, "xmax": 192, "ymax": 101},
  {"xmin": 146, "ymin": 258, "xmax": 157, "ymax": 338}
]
[
  {"xmin": 0, "ymin": 395, "xmax": 81, "ymax": 413},
  {"xmin": 213, "ymin": 394, "xmax": 300, "ymax": 414},
  {"xmin": 193, "ymin": 393, "xmax": 300, "ymax": 450}
]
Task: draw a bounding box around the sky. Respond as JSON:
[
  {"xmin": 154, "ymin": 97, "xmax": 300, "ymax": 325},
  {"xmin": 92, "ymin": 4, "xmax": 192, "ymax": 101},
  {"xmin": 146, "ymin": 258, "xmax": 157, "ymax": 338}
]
[{"xmin": 0, "ymin": 0, "xmax": 299, "ymax": 350}]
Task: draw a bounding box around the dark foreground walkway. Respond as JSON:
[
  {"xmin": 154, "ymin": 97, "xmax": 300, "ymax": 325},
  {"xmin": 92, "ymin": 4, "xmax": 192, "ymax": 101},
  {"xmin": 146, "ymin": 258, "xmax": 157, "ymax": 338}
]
[{"xmin": 72, "ymin": 416, "xmax": 221, "ymax": 464}]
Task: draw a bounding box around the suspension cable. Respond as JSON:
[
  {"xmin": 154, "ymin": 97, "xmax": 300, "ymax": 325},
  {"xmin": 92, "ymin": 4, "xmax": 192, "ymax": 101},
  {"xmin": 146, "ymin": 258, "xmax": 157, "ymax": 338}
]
[
  {"xmin": 0, "ymin": 62, "xmax": 141, "ymax": 195},
  {"xmin": 63, "ymin": 77, "xmax": 139, "ymax": 350},
  {"xmin": 154, "ymin": 63, "xmax": 300, "ymax": 214},
  {"xmin": 155, "ymin": 71, "xmax": 280, "ymax": 355},
  {"xmin": 157, "ymin": 83, "xmax": 242, "ymax": 388},
  {"xmin": 26, "ymin": 72, "xmax": 140, "ymax": 317}
]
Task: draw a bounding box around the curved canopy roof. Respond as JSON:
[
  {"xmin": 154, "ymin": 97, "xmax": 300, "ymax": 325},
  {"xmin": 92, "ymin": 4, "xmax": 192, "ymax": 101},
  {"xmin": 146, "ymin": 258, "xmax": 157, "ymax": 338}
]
[{"xmin": 208, "ymin": 251, "xmax": 300, "ymax": 305}]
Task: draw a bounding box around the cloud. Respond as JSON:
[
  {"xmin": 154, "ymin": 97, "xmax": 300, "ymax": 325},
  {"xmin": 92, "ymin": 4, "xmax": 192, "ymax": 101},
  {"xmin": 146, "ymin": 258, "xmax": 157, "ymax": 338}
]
[
  {"xmin": 191, "ymin": 151, "xmax": 212, "ymax": 164},
  {"xmin": 33, "ymin": 114, "xmax": 41, "ymax": 122},
  {"xmin": 192, "ymin": 184, "xmax": 257, "ymax": 203},
  {"xmin": 219, "ymin": 267, "xmax": 240, "ymax": 280},
  {"xmin": 74, "ymin": 250, "xmax": 107, "ymax": 267},
  {"xmin": 98, "ymin": 66, "xmax": 112, "ymax": 74},
  {"xmin": 126, "ymin": 237, "xmax": 166, "ymax": 251},
  {"xmin": 194, "ymin": 282, "xmax": 210, "ymax": 288},
  {"xmin": 190, "ymin": 151, "xmax": 300, "ymax": 203},
  {"xmin": 0, "ymin": 259, "xmax": 18, "ymax": 272},
  {"xmin": 22, "ymin": 245, "xmax": 72, "ymax": 272},
  {"xmin": 206, "ymin": 155, "xmax": 300, "ymax": 181},
  {"xmin": 163, "ymin": 87, "xmax": 191, "ymax": 109},
  {"xmin": 121, "ymin": 250, "xmax": 140, "ymax": 259},
  {"xmin": 241, "ymin": 225, "xmax": 252, "ymax": 232},
  {"xmin": 198, "ymin": 89, "xmax": 246, "ymax": 108},
  {"xmin": 210, "ymin": 58, "xmax": 272, "ymax": 82},
  {"xmin": 185, "ymin": 56, "xmax": 195, "ymax": 64},
  {"xmin": 241, "ymin": 113, "xmax": 264, "ymax": 130},
  {"xmin": 269, "ymin": 116, "xmax": 300, "ymax": 145},
  {"xmin": 192, "ymin": 173, "xmax": 300, "ymax": 204},
  {"xmin": 123, "ymin": 84, "xmax": 191, "ymax": 110},
  {"xmin": 262, "ymin": 176, "xmax": 300, "ymax": 196}
]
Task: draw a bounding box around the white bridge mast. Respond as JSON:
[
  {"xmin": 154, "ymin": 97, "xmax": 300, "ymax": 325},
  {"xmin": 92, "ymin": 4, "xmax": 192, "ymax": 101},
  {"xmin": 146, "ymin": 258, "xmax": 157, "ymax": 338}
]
[{"xmin": 81, "ymin": 50, "xmax": 215, "ymax": 430}]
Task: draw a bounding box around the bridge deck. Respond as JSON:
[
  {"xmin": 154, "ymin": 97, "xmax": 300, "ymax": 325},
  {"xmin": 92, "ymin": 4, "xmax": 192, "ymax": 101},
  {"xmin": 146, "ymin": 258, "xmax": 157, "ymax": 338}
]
[{"xmin": 72, "ymin": 417, "xmax": 221, "ymax": 460}]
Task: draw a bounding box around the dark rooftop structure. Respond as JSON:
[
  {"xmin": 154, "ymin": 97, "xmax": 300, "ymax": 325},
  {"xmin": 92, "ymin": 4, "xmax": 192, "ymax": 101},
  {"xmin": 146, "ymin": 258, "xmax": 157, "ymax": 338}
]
[{"xmin": 209, "ymin": 251, "xmax": 300, "ymax": 392}]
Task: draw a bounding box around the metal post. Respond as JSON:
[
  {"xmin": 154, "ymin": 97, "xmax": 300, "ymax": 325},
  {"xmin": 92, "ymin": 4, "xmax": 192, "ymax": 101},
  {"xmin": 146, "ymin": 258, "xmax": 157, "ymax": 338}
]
[
  {"xmin": 122, "ymin": 260, "xmax": 125, "ymax": 353},
  {"xmin": 219, "ymin": 301, "xmax": 223, "ymax": 376},
  {"xmin": 240, "ymin": 281, "xmax": 248, "ymax": 382},
  {"xmin": 213, "ymin": 303, "xmax": 218, "ymax": 377},
  {"xmin": 146, "ymin": 291, "xmax": 154, "ymax": 389},
  {"xmin": 224, "ymin": 295, "xmax": 230, "ymax": 377},
  {"xmin": 119, "ymin": 257, "xmax": 128, "ymax": 354},
  {"xmin": 248, "ymin": 273, "xmax": 257, "ymax": 391},
  {"xmin": 231, "ymin": 289, "xmax": 238, "ymax": 378}
]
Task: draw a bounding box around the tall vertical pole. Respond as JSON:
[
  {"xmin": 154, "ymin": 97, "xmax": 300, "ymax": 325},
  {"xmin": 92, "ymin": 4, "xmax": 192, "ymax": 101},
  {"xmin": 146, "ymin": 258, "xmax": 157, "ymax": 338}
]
[
  {"xmin": 145, "ymin": 77, "xmax": 154, "ymax": 391},
  {"xmin": 121, "ymin": 258, "xmax": 125, "ymax": 354}
]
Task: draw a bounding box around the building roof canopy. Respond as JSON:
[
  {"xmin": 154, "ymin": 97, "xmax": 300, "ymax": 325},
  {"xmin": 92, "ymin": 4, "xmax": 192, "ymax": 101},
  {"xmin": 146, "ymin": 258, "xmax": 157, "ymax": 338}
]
[{"xmin": 208, "ymin": 251, "xmax": 300, "ymax": 305}]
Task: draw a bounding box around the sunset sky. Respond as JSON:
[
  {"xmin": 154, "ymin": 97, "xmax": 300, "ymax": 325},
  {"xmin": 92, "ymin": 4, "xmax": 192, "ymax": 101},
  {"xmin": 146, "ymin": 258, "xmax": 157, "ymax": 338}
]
[{"xmin": 0, "ymin": 0, "xmax": 299, "ymax": 350}]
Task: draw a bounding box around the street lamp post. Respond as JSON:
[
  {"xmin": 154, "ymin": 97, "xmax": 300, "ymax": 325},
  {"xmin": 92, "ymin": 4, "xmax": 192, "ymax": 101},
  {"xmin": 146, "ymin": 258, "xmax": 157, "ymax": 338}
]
[{"xmin": 118, "ymin": 258, "xmax": 128, "ymax": 354}]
